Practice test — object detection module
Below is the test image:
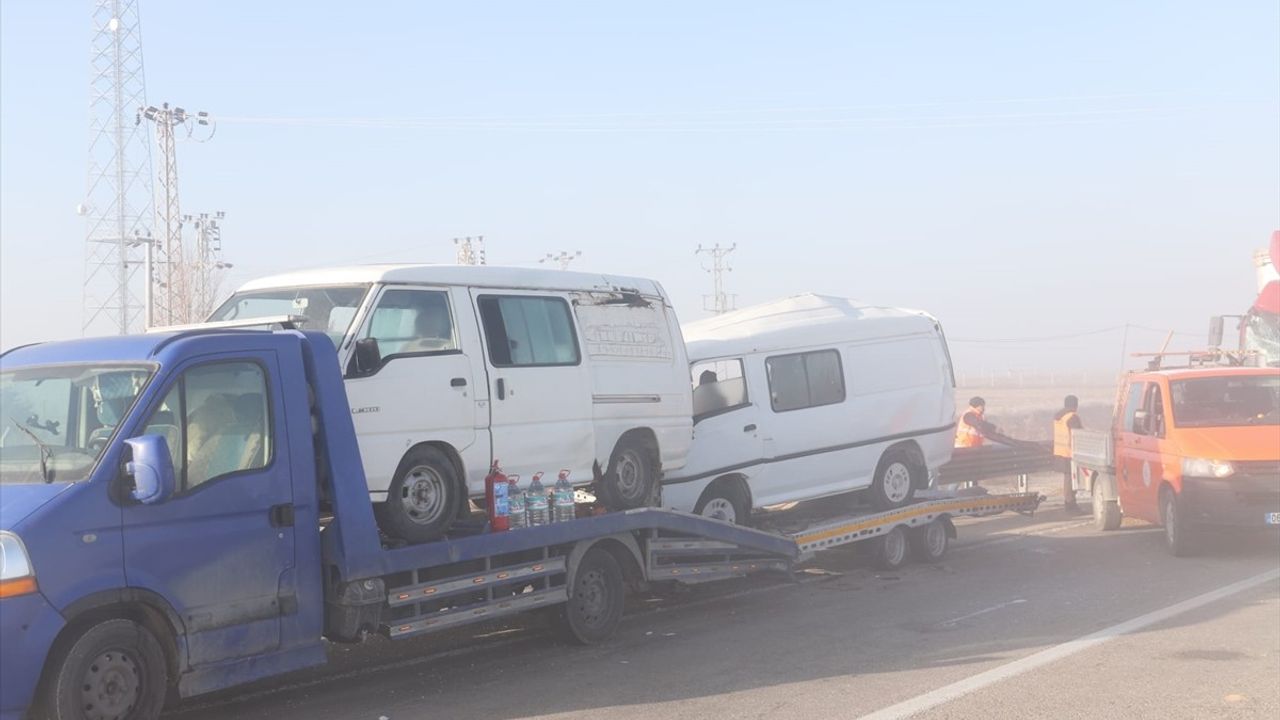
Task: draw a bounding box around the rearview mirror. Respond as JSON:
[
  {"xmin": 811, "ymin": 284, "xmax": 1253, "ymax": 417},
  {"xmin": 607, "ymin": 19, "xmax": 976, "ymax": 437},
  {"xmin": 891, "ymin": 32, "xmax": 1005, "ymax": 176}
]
[
  {"xmin": 125, "ymin": 435, "xmax": 176, "ymax": 505},
  {"xmin": 1208, "ymin": 316, "xmax": 1224, "ymax": 348},
  {"xmin": 1131, "ymin": 410, "xmax": 1149, "ymax": 435},
  {"xmin": 353, "ymin": 337, "xmax": 382, "ymax": 375}
]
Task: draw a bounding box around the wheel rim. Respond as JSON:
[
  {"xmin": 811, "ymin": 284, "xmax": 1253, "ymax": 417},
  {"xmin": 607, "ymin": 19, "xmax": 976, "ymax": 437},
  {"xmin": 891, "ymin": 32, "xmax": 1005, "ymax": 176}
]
[
  {"xmin": 883, "ymin": 528, "xmax": 907, "ymax": 566},
  {"xmin": 80, "ymin": 648, "xmax": 142, "ymax": 720},
  {"xmin": 614, "ymin": 449, "xmax": 644, "ymax": 499},
  {"xmin": 700, "ymin": 497, "xmax": 738, "ymax": 524},
  {"xmin": 572, "ymin": 568, "xmax": 609, "ymax": 631},
  {"xmin": 924, "ymin": 522, "xmax": 946, "ymax": 557},
  {"xmin": 883, "ymin": 462, "xmax": 912, "ymax": 503},
  {"xmin": 400, "ymin": 465, "xmax": 448, "ymax": 525}
]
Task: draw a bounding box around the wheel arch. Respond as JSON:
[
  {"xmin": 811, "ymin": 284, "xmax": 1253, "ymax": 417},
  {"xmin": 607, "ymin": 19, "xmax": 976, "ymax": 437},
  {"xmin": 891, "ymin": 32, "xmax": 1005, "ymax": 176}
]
[
  {"xmin": 567, "ymin": 534, "xmax": 647, "ymax": 592},
  {"xmin": 399, "ymin": 440, "xmax": 470, "ymax": 516},
  {"xmin": 699, "ymin": 473, "xmax": 752, "ymax": 509}
]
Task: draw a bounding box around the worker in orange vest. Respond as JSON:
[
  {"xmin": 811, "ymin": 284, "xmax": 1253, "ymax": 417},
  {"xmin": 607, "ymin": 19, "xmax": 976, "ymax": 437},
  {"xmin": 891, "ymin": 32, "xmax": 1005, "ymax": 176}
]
[
  {"xmin": 1053, "ymin": 395, "xmax": 1084, "ymax": 514},
  {"xmin": 954, "ymin": 397, "xmax": 997, "ymax": 448}
]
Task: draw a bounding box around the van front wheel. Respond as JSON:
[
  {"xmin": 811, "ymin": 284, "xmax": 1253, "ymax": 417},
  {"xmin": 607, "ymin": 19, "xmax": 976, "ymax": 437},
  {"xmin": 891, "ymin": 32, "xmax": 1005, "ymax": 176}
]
[
  {"xmin": 44, "ymin": 618, "xmax": 168, "ymax": 720},
  {"xmin": 596, "ymin": 438, "xmax": 658, "ymax": 511},
  {"xmin": 376, "ymin": 447, "xmax": 461, "ymax": 543},
  {"xmin": 869, "ymin": 447, "xmax": 921, "ymax": 511}
]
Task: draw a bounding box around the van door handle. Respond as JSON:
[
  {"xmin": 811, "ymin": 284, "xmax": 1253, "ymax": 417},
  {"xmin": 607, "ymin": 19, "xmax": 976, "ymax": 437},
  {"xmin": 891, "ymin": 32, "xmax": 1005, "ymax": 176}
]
[
  {"xmin": 743, "ymin": 424, "xmax": 757, "ymax": 433},
  {"xmin": 450, "ymin": 377, "xmax": 467, "ymax": 388},
  {"xmin": 269, "ymin": 504, "xmax": 295, "ymax": 528},
  {"xmin": 496, "ymin": 378, "xmax": 506, "ymax": 400}
]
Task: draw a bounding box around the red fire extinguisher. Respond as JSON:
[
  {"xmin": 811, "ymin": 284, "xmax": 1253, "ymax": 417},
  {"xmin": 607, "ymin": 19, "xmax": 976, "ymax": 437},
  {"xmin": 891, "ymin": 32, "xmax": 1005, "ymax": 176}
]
[{"xmin": 484, "ymin": 460, "xmax": 510, "ymax": 532}]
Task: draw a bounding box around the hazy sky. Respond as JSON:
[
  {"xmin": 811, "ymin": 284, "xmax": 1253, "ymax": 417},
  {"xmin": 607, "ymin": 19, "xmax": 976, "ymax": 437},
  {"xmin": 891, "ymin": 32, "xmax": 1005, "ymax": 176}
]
[{"xmin": 2, "ymin": 1, "xmax": 1277, "ymax": 376}]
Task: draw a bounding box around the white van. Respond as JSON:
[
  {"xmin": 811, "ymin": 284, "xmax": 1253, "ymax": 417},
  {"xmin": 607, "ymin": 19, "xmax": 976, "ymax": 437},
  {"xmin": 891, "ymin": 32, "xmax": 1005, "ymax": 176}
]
[
  {"xmin": 662, "ymin": 294, "xmax": 956, "ymax": 524},
  {"xmin": 209, "ymin": 265, "xmax": 693, "ymax": 541}
]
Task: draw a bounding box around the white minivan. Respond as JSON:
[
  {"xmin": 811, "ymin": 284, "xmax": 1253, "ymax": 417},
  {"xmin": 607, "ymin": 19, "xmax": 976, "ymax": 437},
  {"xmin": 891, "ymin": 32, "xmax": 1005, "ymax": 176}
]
[
  {"xmin": 662, "ymin": 294, "xmax": 956, "ymax": 524},
  {"xmin": 209, "ymin": 265, "xmax": 693, "ymax": 541}
]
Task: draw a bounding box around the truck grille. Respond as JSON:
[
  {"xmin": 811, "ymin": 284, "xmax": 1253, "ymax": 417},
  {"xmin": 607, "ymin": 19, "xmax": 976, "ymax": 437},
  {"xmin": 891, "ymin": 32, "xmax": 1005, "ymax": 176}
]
[{"xmin": 1234, "ymin": 460, "xmax": 1280, "ymax": 477}]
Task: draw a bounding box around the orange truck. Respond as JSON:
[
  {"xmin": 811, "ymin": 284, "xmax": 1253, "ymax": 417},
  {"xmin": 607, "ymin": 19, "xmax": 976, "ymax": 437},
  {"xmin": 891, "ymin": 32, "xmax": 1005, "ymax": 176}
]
[{"xmin": 1071, "ymin": 366, "xmax": 1280, "ymax": 555}]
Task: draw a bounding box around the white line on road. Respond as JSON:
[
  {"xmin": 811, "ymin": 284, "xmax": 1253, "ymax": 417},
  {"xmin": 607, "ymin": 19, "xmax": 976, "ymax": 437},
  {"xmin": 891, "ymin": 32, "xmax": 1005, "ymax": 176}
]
[
  {"xmin": 936, "ymin": 598, "xmax": 1026, "ymax": 628},
  {"xmin": 856, "ymin": 567, "xmax": 1280, "ymax": 720}
]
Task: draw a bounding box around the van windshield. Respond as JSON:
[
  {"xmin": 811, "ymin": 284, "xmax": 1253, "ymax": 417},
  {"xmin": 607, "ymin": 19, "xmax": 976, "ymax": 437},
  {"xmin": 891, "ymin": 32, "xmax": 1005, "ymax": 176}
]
[
  {"xmin": 1169, "ymin": 375, "xmax": 1280, "ymax": 428},
  {"xmin": 0, "ymin": 364, "xmax": 153, "ymax": 485},
  {"xmin": 209, "ymin": 285, "xmax": 371, "ymax": 346}
]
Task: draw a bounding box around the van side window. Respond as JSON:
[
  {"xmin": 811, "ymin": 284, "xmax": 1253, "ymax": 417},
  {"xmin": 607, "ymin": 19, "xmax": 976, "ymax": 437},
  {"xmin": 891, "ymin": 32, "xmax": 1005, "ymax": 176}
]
[
  {"xmin": 1143, "ymin": 383, "xmax": 1167, "ymax": 438},
  {"xmin": 477, "ymin": 296, "xmax": 580, "ymax": 367},
  {"xmin": 765, "ymin": 349, "xmax": 845, "ymax": 413},
  {"xmin": 1121, "ymin": 382, "xmax": 1145, "ymax": 433},
  {"xmin": 140, "ymin": 362, "xmax": 272, "ymax": 492},
  {"xmin": 691, "ymin": 358, "xmax": 749, "ymax": 420},
  {"xmin": 366, "ymin": 289, "xmax": 456, "ymax": 358}
]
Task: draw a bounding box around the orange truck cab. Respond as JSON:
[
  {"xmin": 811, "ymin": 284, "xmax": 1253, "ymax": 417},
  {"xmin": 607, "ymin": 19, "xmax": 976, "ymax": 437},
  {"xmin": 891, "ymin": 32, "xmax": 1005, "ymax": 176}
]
[{"xmin": 1072, "ymin": 366, "xmax": 1280, "ymax": 555}]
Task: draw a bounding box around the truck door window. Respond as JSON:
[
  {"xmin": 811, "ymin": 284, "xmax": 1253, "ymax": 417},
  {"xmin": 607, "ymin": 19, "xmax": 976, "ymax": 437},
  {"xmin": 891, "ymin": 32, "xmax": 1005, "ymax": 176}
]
[
  {"xmin": 765, "ymin": 349, "xmax": 846, "ymax": 413},
  {"xmin": 691, "ymin": 358, "xmax": 749, "ymax": 421},
  {"xmin": 366, "ymin": 289, "xmax": 457, "ymax": 359},
  {"xmin": 142, "ymin": 362, "xmax": 273, "ymax": 492},
  {"xmin": 477, "ymin": 295, "xmax": 581, "ymax": 367},
  {"xmin": 1143, "ymin": 384, "xmax": 1167, "ymax": 438}
]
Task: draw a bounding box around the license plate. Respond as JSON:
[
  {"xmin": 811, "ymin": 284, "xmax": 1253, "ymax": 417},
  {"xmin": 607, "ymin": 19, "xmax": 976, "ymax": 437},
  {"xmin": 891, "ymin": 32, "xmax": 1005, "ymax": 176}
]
[{"xmin": 1266, "ymin": 513, "xmax": 1280, "ymax": 525}]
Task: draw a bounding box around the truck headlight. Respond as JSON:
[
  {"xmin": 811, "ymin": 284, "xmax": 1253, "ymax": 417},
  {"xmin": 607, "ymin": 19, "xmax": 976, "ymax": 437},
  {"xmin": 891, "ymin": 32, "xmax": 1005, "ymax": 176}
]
[
  {"xmin": 1181, "ymin": 458, "xmax": 1235, "ymax": 479},
  {"xmin": 0, "ymin": 532, "xmax": 38, "ymax": 599}
]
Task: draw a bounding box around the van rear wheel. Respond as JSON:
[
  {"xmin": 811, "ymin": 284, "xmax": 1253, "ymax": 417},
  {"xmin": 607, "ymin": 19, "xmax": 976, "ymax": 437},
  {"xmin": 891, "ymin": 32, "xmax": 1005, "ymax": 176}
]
[
  {"xmin": 694, "ymin": 479, "xmax": 751, "ymax": 525},
  {"xmin": 376, "ymin": 446, "xmax": 461, "ymax": 544},
  {"xmin": 596, "ymin": 438, "xmax": 658, "ymax": 511},
  {"xmin": 869, "ymin": 446, "xmax": 921, "ymax": 511}
]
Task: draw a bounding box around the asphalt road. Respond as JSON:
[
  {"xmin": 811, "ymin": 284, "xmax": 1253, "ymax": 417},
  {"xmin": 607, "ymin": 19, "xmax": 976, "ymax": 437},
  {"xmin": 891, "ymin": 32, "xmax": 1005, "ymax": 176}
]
[{"xmin": 168, "ymin": 477, "xmax": 1280, "ymax": 720}]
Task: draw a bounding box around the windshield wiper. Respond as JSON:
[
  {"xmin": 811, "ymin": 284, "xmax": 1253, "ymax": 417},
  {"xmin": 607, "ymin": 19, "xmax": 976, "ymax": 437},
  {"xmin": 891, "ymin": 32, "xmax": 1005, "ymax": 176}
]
[{"xmin": 9, "ymin": 417, "xmax": 54, "ymax": 483}]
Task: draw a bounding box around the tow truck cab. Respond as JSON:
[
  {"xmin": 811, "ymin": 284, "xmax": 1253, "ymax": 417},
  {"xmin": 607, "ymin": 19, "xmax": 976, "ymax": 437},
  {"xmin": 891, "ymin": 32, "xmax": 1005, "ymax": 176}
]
[
  {"xmin": 0, "ymin": 330, "xmax": 355, "ymax": 719},
  {"xmin": 1109, "ymin": 367, "xmax": 1280, "ymax": 543}
]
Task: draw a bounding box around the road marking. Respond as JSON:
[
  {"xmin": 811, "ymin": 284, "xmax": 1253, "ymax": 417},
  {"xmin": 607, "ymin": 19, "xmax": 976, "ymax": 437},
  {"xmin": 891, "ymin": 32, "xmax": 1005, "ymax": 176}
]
[
  {"xmin": 950, "ymin": 519, "xmax": 1092, "ymax": 553},
  {"xmin": 936, "ymin": 598, "xmax": 1026, "ymax": 628},
  {"xmin": 856, "ymin": 567, "xmax": 1280, "ymax": 720}
]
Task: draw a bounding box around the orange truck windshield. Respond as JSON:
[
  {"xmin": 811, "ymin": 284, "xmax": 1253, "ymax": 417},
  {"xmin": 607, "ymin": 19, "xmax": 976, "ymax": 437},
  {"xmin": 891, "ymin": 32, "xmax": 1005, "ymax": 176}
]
[{"xmin": 1170, "ymin": 375, "xmax": 1280, "ymax": 428}]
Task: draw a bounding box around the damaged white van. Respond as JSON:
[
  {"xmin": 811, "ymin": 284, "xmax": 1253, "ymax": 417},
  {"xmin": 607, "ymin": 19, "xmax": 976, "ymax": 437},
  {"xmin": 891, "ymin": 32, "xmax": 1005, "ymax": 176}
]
[
  {"xmin": 209, "ymin": 265, "xmax": 693, "ymax": 542},
  {"xmin": 662, "ymin": 294, "xmax": 956, "ymax": 524}
]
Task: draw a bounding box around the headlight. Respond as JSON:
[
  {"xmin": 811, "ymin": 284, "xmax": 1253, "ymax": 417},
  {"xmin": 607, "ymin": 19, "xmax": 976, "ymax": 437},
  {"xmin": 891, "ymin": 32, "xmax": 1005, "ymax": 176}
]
[
  {"xmin": 1181, "ymin": 458, "xmax": 1235, "ymax": 479},
  {"xmin": 0, "ymin": 531, "xmax": 38, "ymax": 599}
]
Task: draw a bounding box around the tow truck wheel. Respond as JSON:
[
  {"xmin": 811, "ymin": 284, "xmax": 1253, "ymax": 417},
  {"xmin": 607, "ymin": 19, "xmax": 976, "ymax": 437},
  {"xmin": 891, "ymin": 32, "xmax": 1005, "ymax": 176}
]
[
  {"xmin": 1161, "ymin": 489, "xmax": 1197, "ymax": 558},
  {"xmin": 44, "ymin": 618, "xmax": 168, "ymax": 720},
  {"xmin": 558, "ymin": 547, "xmax": 626, "ymax": 645},
  {"xmin": 869, "ymin": 446, "xmax": 920, "ymax": 511},
  {"xmin": 1091, "ymin": 481, "xmax": 1122, "ymax": 531},
  {"xmin": 910, "ymin": 519, "xmax": 949, "ymax": 563},
  {"xmin": 871, "ymin": 526, "xmax": 910, "ymax": 570},
  {"xmin": 376, "ymin": 446, "xmax": 461, "ymax": 544}
]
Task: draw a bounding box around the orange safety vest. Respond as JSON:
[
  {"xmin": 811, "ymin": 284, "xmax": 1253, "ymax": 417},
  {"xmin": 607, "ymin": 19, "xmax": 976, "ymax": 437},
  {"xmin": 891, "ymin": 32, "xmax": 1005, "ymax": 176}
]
[
  {"xmin": 1053, "ymin": 411, "xmax": 1078, "ymax": 458},
  {"xmin": 955, "ymin": 406, "xmax": 985, "ymax": 448}
]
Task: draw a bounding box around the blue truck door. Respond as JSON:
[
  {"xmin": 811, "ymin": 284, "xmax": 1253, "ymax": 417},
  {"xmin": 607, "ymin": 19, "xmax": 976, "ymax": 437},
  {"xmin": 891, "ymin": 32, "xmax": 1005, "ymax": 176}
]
[{"xmin": 121, "ymin": 353, "xmax": 296, "ymax": 667}]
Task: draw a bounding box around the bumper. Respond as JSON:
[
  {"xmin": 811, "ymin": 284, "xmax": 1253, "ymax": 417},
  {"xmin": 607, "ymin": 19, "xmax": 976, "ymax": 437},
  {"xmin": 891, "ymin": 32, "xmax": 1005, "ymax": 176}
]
[
  {"xmin": 0, "ymin": 591, "xmax": 65, "ymax": 719},
  {"xmin": 1180, "ymin": 474, "xmax": 1280, "ymax": 528}
]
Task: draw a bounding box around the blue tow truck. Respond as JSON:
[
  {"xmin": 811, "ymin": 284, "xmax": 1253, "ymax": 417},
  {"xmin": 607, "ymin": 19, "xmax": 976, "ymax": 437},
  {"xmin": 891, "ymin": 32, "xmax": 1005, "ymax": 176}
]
[
  {"xmin": 0, "ymin": 329, "xmax": 801, "ymax": 720},
  {"xmin": 0, "ymin": 327, "xmax": 1042, "ymax": 720}
]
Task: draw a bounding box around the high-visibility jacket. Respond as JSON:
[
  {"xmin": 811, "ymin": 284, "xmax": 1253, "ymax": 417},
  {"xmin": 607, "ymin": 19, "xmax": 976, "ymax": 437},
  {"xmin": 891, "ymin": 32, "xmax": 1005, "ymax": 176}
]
[
  {"xmin": 955, "ymin": 407, "xmax": 986, "ymax": 448},
  {"xmin": 1053, "ymin": 411, "xmax": 1079, "ymax": 458}
]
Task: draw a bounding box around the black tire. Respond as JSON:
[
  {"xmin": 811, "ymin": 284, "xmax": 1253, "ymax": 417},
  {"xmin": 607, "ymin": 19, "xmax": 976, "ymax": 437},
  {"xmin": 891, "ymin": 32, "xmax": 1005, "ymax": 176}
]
[
  {"xmin": 871, "ymin": 526, "xmax": 911, "ymax": 571},
  {"xmin": 1092, "ymin": 479, "xmax": 1122, "ymax": 532},
  {"xmin": 44, "ymin": 618, "xmax": 168, "ymax": 720},
  {"xmin": 910, "ymin": 519, "xmax": 950, "ymax": 562},
  {"xmin": 557, "ymin": 547, "xmax": 626, "ymax": 645},
  {"xmin": 374, "ymin": 446, "xmax": 462, "ymax": 544},
  {"xmin": 869, "ymin": 446, "xmax": 922, "ymax": 511},
  {"xmin": 595, "ymin": 437, "xmax": 658, "ymax": 511},
  {"xmin": 693, "ymin": 479, "xmax": 751, "ymax": 525},
  {"xmin": 1161, "ymin": 488, "xmax": 1197, "ymax": 558}
]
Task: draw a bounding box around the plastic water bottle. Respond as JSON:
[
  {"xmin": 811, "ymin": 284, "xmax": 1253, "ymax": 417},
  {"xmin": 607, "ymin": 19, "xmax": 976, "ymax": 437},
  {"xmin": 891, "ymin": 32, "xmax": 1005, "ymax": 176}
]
[
  {"xmin": 506, "ymin": 475, "xmax": 526, "ymax": 530},
  {"xmin": 526, "ymin": 472, "xmax": 550, "ymax": 526},
  {"xmin": 552, "ymin": 469, "xmax": 575, "ymax": 523}
]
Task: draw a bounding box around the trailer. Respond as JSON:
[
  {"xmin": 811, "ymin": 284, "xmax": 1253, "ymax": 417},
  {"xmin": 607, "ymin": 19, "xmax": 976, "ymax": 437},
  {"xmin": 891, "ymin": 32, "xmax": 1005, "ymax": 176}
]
[{"xmin": 0, "ymin": 328, "xmax": 1041, "ymax": 720}]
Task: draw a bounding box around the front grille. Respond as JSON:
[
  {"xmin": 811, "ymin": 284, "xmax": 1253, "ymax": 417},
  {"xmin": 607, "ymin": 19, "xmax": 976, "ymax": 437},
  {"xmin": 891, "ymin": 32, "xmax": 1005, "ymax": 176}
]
[{"xmin": 1234, "ymin": 460, "xmax": 1280, "ymax": 477}]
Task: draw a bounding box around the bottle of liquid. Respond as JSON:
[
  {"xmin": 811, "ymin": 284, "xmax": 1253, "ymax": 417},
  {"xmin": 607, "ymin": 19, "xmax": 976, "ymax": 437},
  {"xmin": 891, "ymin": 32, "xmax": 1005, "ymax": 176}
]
[
  {"xmin": 506, "ymin": 475, "xmax": 526, "ymax": 530},
  {"xmin": 526, "ymin": 472, "xmax": 549, "ymax": 526},
  {"xmin": 552, "ymin": 469, "xmax": 575, "ymax": 523}
]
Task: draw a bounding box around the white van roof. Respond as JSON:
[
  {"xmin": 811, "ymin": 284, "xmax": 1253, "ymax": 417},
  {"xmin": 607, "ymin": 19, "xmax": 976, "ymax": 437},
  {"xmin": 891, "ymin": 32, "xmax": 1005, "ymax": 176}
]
[
  {"xmin": 685, "ymin": 293, "xmax": 939, "ymax": 360},
  {"xmin": 234, "ymin": 264, "xmax": 666, "ymax": 298}
]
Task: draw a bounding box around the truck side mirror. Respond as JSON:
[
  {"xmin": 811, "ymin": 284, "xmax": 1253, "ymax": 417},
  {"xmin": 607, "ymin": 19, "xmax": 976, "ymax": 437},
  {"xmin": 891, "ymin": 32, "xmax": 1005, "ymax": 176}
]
[
  {"xmin": 1131, "ymin": 410, "xmax": 1149, "ymax": 435},
  {"xmin": 352, "ymin": 337, "xmax": 383, "ymax": 375},
  {"xmin": 125, "ymin": 435, "xmax": 176, "ymax": 504},
  {"xmin": 1208, "ymin": 316, "xmax": 1224, "ymax": 348}
]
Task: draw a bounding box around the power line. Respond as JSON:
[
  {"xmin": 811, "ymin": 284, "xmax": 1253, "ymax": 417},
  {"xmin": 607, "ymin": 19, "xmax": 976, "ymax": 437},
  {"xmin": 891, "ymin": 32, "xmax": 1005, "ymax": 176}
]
[{"xmin": 696, "ymin": 243, "xmax": 737, "ymax": 315}]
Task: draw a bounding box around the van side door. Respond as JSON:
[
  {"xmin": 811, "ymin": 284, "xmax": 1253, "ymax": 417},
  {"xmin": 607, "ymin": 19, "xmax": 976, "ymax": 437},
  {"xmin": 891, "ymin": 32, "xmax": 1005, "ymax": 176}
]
[
  {"xmin": 756, "ymin": 348, "xmax": 850, "ymax": 503},
  {"xmin": 121, "ymin": 354, "xmax": 295, "ymax": 667},
  {"xmin": 472, "ymin": 291, "xmax": 595, "ymax": 485},
  {"xmin": 344, "ymin": 285, "xmax": 483, "ymax": 497}
]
